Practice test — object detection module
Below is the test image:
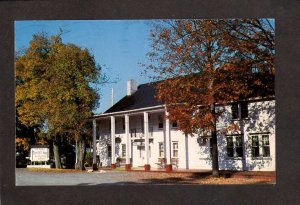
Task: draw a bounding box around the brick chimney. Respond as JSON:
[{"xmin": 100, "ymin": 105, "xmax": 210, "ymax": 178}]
[{"xmin": 127, "ymin": 79, "xmax": 137, "ymax": 96}]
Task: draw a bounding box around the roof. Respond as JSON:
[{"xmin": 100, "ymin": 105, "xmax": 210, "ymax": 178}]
[
  {"xmin": 103, "ymin": 73, "xmax": 274, "ymax": 114},
  {"xmin": 104, "ymin": 82, "xmax": 163, "ymax": 114}
]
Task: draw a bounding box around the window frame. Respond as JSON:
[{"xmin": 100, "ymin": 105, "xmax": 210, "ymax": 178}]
[
  {"xmin": 231, "ymin": 101, "xmax": 249, "ymax": 120},
  {"xmin": 251, "ymin": 135, "xmax": 260, "ymax": 158},
  {"xmin": 198, "ymin": 137, "xmax": 208, "ymax": 146},
  {"xmin": 235, "ymin": 136, "xmax": 243, "ymax": 158},
  {"xmin": 158, "ymin": 142, "xmax": 164, "ymax": 158},
  {"xmin": 225, "ymin": 135, "xmax": 244, "ymax": 159},
  {"xmin": 171, "ymin": 121, "xmax": 178, "ymax": 129},
  {"xmin": 241, "ymin": 101, "xmax": 249, "ymax": 119},
  {"xmin": 262, "ymin": 135, "xmax": 270, "ymax": 157},
  {"xmin": 251, "ymin": 134, "xmax": 271, "ymax": 159},
  {"xmin": 121, "ymin": 144, "xmax": 126, "ymax": 157},
  {"xmin": 172, "ymin": 141, "xmax": 179, "ymax": 158},
  {"xmin": 107, "ymin": 145, "xmax": 112, "ymax": 158},
  {"xmin": 226, "ymin": 136, "xmax": 234, "ymax": 158},
  {"xmin": 231, "ymin": 103, "xmax": 239, "ymax": 120},
  {"xmin": 198, "ymin": 136, "xmax": 213, "ymax": 159}
]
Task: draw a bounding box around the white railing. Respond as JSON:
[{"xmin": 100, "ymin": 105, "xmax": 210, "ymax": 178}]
[{"xmin": 130, "ymin": 127, "xmax": 153, "ymax": 138}]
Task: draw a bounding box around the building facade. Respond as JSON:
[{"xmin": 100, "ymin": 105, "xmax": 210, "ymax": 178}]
[{"xmin": 93, "ymin": 80, "xmax": 275, "ymax": 171}]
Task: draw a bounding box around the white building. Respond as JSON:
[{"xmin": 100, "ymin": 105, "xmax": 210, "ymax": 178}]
[{"xmin": 92, "ymin": 80, "xmax": 275, "ymax": 172}]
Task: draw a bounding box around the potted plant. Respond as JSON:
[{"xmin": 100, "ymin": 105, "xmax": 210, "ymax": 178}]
[
  {"xmin": 115, "ymin": 137, "xmax": 121, "ymax": 144},
  {"xmin": 116, "ymin": 157, "xmax": 122, "ymax": 167}
]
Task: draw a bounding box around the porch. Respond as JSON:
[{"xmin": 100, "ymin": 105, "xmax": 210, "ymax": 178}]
[{"xmin": 91, "ymin": 107, "xmax": 181, "ymax": 172}]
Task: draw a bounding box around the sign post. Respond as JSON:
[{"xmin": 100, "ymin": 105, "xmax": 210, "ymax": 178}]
[{"xmin": 28, "ymin": 145, "xmax": 51, "ymax": 168}]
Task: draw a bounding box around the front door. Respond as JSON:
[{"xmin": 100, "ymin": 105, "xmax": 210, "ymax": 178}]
[{"xmin": 137, "ymin": 145, "xmax": 145, "ymax": 167}]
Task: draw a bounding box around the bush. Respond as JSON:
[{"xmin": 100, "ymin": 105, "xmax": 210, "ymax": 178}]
[{"xmin": 84, "ymin": 152, "xmax": 93, "ymax": 167}]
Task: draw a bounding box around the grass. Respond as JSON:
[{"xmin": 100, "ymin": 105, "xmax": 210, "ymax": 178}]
[{"xmin": 114, "ymin": 167, "xmax": 126, "ymax": 172}]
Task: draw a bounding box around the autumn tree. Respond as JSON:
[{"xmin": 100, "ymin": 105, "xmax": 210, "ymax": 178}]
[
  {"xmin": 145, "ymin": 19, "xmax": 274, "ymax": 177},
  {"xmin": 16, "ymin": 32, "xmax": 105, "ymax": 169}
]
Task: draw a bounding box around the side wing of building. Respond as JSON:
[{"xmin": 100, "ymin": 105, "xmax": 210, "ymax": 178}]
[{"xmin": 95, "ymin": 98, "xmax": 275, "ymax": 171}]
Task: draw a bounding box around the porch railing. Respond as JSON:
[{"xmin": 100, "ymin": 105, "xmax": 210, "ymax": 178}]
[{"xmin": 130, "ymin": 127, "xmax": 153, "ymax": 138}]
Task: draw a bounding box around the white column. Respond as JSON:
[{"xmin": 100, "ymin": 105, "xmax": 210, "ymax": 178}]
[
  {"xmin": 144, "ymin": 112, "xmax": 150, "ymax": 165},
  {"xmin": 92, "ymin": 119, "xmax": 97, "ymax": 168},
  {"xmin": 111, "ymin": 116, "xmax": 116, "ymax": 166},
  {"xmin": 165, "ymin": 111, "xmax": 171, "ymax": 165},
  {"xmin": 98, "ymin": 123, "xmax": 101, "ymax": 166},
  {"xmin": 125, "ymin": 114, "xmax": 130, "ymax": 165}
]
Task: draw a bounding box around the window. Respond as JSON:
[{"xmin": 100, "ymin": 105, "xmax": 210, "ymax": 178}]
[
  {"xmin": 172, "ymin": 121, "xmax": 178, "ymax": 128},
  {"xmin": 197, "ymin": 137, "xmax": 208, "ymax": 146},
  {"xmin": 226, "ymin": 137, "xmax": 234, "ymax": 157},
  {"xmin": 252, "ymin": 134, "xmax": 270, "ymax": 158},
  {"xmin": 198, "ymin": 137, "xmax": 213, "ymax": 158},
  {"xmin": 235, "ymin": 136, "xmax": 243, "ymax": 157},
  {"xmin": 172, "ymin": 142, "xmax": 178, "ymax": 158},
  {"xmin": 231, "ymin": 102, "xmax": 248, "ymax": 120},
  {"xmin": 241, "ymin": 101, "xmax": 248, "ymax": 118},
  {"xmin": 138, "ymin": 145, "xmax": 144, "ymax": 157},
  {"xmin": 121, "ymin": 144, "xmax": 126, "ymax": 157},
  {"xmin": 131, "ymin": 128, "xmax": 137, "ymax": 138},
  {"xmin": 231, "ymin": 103, "xmax": 239, "ymax": 119},
  {"xmin": 226, "ymin": 135, "xmax": 244, "ymax": 158},
  {"xmin": 252, "ymin": 136, "xmax": 259, "ymax": 157},
  {"xmin": 262, "ymin": 135, "xmax": 270, "ymax": 157},
  {"xmin": 158, "ymin": 115, "xmax": 163, "ymax": 129},
  {"xmin": 107, "ymin": 145, "xmax": 112, "ymax": 158},
  {"xmin": 159, "ymin": 142, "xmax": 164, "ymax": 158}
]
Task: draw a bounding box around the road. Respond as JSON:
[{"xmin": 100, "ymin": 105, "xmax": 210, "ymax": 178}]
[
  {"xmin": 16, "ymin": 168, "xmax": 193, "ymax": 186},
  {"xmin": 16, "ymin": 168, "xmax": 273, "ymax": 186}
]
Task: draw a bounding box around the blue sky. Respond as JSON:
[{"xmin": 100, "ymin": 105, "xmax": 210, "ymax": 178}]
[{"xmin": 15, "ymin": 20, "xmax": 154, "ymax": 113}]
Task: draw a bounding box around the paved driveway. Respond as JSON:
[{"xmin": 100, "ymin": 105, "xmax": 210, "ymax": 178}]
[
  {"xmin": 16, "ymin": 168, "xmax": 195, "ymax": 186},
  {"xmin": 16, "ymin": 168, "xmax": 274, "ymax": 186}
]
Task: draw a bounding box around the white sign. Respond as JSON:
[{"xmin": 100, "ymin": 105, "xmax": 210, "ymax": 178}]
[{"xmin": 31, "ymin": 148, "xmax": 49, "ymax": 162}]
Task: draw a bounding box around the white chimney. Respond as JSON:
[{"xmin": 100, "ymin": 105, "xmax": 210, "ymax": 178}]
[{"xmin": 127, "ymin": 79, "xmax": 137, "ymax": 96}]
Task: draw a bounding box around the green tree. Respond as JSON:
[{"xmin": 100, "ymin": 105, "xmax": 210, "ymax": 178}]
[
  {"xmin": 145, "ymin": 19, "xmax": 274, "ymax": 177},
  {"xmin": 16, "ymin": 32, "xmax": 105, "ymax": 169}
]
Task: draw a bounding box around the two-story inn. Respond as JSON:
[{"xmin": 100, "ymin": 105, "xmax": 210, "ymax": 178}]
[{"xmin": 91, "ymin": 79, "xmax": 275, "ymax": 172}]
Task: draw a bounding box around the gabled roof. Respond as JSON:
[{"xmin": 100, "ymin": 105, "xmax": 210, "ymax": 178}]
[
  {"xmin": 104, "ymin": 82, "xmax": 163, "ymax": 114},
  {"xmin": 103, "ymin": 73, "xmax": 275, "ymax": 114}
]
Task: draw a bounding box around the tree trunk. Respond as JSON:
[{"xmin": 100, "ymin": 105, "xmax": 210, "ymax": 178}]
[
  {"xmin": 53, "ymin": 137, "xmax": 62, "ymax": 169},
  {"xmin": 211, "ymin": 103, "xmax": 220, "ymax": 177},
  {"xmin": 211, "ymin": 128, "xmax": 219, "ymax": 177},
  {"xmin": 75, "ymin": 138, "xmax": 86, "ymax": 170}
]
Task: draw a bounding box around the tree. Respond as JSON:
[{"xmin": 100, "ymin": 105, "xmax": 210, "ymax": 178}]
[
  {"xmin": 145, "ymin": 19, "xmax": 274, "ymax": 177},
  {"xmin": 16, "ymin": 32, "xmax": 105, "ymax": 169}
]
